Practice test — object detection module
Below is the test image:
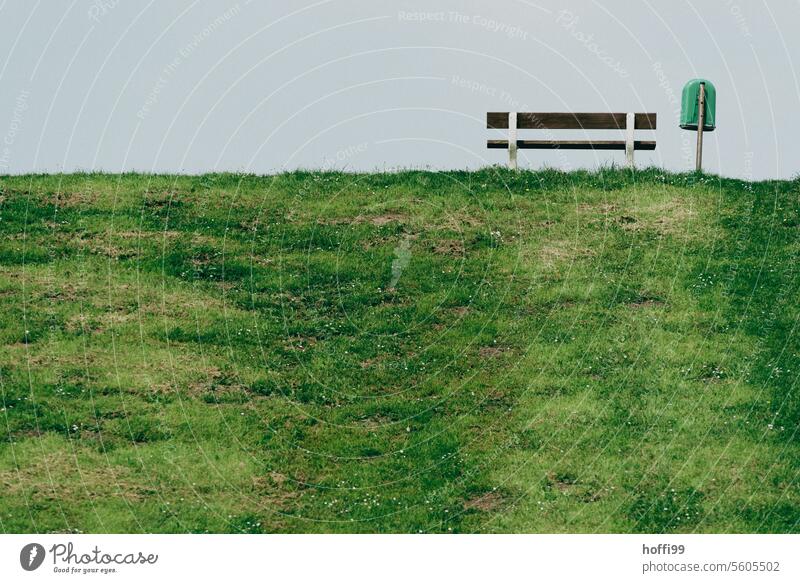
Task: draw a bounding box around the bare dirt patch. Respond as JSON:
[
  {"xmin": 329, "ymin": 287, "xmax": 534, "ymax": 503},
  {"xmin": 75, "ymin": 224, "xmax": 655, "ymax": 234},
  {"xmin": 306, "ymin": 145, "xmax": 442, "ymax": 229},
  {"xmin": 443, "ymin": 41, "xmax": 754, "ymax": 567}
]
[
  {"xmin": 537, "ymin": 241, "xmax": 594, "ymax": 268},
  {"xmin": 251, "ymin": 475, "xmax": 299, "ymax": 508},
  {"xmin": 648, "ymin": 200, "xmax": 697, "ymax": 234},
  {"xmin": 463, "ymin": 490, "xmax": 505, "ymax": 512},
  {"xmin": 65, "ymin": 313, "xmax": 101, "ymax": 335},
  {"xmin": 144, "ymin": 190, "xmax": 198, "ymax": 208},
  {"xmin": 40, "ymin": 282, "xmax": 85, "ymax": 302},
  {"xmin": 432, "ymin": 238, "xmax": 465, "ymax": 256},
  {"xmin": 359, "ymin": 356, "xmax": 384, "ymax": 369},
  {"xmin": 548, "ymin": 473, "xmax": 577, "ymax": 493},
  {"xmin": 479, "ymin": 346, "xmax": 510, "ymax": 358},
  {"xmin": 1, "ymin": 453, "xmax": 149, "ymax": 502},
  {"xmin": 283, "ymin": 336, "xmax": 318, "ymax": 352},
  {"xmin": 578, "ymin": 202, "xmax": 618, "ymax": 214},
  {"xmin": 47, "ymin": 189, "xmax": 100, "ymax": 208},
  {"xmin": 116, "ymin": 229, "xmax": 181, "ymax": 240},
  {"xmin": 75, "ymin": 237, "xmax": 134, "ymax": 260},
  {"xmin": 578, "ymin": 195, "xmax": 698, "ymax": 237},
  {"xmin": 370, "ymin": 213, "xmax": 406, "ymax": 226},
  {"xmin": 437, "ymin": 211, "xmax": 483, "ymax": 231},
  {"xmin": 628, "ymin": 299, "xmax": 665, "ymax": 309},
  {"xmin": 317, "ymin": 212, "xmax": 409, "ymax": 227},
  {"xmin": 353, "ymin": 414, "xmax": 392, "ymax": 431},
  {"xmin": 546, "ymin": 473, "xmax": 604, "ymax": 502},
  {"xmin": 269, "ymin": 471, "xmax": 288, "ymax": 486},
  {"xmin": 187, "ymin": 366, "xmax": 246, "ymax": 395}
]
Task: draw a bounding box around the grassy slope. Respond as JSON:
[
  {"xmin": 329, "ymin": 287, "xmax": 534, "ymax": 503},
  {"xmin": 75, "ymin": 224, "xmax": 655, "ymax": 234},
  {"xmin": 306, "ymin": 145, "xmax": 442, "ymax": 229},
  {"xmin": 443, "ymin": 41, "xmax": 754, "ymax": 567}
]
[{"xmin": 0, "ymin": 168, "xmax": 798, "ymax": 533}]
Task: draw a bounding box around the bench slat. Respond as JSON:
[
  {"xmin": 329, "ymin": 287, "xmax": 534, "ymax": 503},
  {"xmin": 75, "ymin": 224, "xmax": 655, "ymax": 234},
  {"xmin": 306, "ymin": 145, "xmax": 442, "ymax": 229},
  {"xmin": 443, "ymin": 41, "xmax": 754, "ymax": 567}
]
[
  {"xmin": 487, "ymin": 112, "xmax": 657, "ymax": 130},
  {"xmin": 487, "ymin": 140, "xmax": 657, "ymax": 150}
]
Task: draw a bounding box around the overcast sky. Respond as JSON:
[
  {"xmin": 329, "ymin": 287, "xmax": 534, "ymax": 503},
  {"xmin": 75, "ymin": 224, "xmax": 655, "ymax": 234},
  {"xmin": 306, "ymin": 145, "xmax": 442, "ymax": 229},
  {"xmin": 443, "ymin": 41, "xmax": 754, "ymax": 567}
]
[{"xmin": 0, "ymin": 0, "xmax": 798, "ymax": 179}]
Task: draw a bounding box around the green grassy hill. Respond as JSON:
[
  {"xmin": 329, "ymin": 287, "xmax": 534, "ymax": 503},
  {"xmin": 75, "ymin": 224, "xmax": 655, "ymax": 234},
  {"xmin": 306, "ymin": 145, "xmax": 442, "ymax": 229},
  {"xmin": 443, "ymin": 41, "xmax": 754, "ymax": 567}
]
[{"xmin": 1, "ymin": 168, "xmax": 798, "ymax": 533}]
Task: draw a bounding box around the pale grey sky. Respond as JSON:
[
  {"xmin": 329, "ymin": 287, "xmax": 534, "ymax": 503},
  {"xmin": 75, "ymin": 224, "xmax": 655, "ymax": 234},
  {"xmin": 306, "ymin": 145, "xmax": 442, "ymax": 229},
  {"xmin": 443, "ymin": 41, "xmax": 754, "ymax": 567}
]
[{"xmin": 0, "ymin": 0, "xmax": 798, "ymax": 179}]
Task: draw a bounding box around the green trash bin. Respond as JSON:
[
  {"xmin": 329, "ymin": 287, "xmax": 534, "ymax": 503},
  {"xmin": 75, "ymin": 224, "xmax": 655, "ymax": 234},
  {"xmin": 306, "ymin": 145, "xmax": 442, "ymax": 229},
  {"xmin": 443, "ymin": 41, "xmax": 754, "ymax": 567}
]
[{"xmin": 680, "ymin": 79, "xmax": 716, "ymax": 131}]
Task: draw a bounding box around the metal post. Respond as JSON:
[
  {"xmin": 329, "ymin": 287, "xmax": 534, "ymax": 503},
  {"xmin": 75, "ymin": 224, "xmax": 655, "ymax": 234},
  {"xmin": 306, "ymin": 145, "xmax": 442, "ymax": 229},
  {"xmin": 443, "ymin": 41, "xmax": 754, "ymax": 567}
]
[
  {"xmin": 625, "ymin": 112, "xmax": 635, "ymax": 169},
  {"xmin": 695, "ymin": 82, "xmax": 705, "ymax": 172},
  {"xmin": 508, "ymin": 112, "xmax": 518, "ymax": 170}
]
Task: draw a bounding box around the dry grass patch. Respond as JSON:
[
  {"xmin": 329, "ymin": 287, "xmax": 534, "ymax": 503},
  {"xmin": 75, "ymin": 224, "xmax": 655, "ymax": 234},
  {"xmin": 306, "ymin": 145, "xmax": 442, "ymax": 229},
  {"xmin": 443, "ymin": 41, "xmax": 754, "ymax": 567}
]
[
  {"xmin": 1, "ymin": 453, "xmax": 150, "ymax": 503},
  {"xmin": 463, "ymin": 490, "xmax": 505, "ymax": 512},
  {"xmin": 535, "ymin": 240, "xmax": 595, "ymax": 269},
  {"xmin": 432, "ymin": 238, "xmax": 465, "ymax": 256}
]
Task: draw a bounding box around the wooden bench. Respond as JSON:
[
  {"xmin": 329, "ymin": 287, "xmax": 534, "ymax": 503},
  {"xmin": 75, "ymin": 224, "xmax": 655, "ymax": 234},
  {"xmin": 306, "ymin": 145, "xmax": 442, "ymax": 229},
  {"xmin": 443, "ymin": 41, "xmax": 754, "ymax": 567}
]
[{"xmin": 486, "ymin": 112, "xmax": 657, "ymax": 170}]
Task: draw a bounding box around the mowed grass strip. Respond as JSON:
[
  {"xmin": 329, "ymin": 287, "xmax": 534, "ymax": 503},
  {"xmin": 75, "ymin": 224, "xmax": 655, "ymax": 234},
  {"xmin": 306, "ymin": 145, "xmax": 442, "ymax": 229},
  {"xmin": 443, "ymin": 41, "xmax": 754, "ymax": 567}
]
[{"xmin": 0, "ymin": 169, "xmax": 798, "ymax": 533}]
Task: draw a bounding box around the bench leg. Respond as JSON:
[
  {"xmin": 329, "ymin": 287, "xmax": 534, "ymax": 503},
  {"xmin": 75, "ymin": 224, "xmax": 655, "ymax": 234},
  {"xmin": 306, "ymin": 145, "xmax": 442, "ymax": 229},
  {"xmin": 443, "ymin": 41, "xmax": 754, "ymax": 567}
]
[
  {"xmin": 625, "ymin": 112, "xmax": 635, "ymax": 169},
  {"xmin": 508, "ymin": 112, "xmax": 518, "ymax": 170}
]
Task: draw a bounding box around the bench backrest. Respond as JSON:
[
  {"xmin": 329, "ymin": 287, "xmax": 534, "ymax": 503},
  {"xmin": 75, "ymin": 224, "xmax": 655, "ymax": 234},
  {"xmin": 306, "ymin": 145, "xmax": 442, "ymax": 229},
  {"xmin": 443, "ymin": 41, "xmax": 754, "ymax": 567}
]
[{"xmin": 486, "ymin": 112, "xmax": 657, "ymax": 130}]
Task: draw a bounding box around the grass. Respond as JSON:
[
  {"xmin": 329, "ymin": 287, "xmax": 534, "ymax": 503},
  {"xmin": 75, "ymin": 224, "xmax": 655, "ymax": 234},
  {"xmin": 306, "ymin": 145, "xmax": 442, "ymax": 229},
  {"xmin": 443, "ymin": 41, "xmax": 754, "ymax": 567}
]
[{"xmin": 0, "ymin": 167, "xmax": 798, "ymax": 533}]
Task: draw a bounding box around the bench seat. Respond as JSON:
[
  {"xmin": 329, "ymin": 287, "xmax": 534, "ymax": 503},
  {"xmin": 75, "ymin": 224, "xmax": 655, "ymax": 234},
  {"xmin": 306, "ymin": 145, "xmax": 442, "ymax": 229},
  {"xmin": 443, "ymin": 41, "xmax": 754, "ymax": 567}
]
[{"xmin": 487, "ymin": 140, "xmax": 657, "ymax": 150}]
